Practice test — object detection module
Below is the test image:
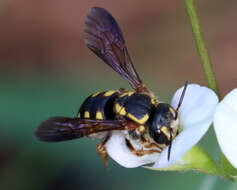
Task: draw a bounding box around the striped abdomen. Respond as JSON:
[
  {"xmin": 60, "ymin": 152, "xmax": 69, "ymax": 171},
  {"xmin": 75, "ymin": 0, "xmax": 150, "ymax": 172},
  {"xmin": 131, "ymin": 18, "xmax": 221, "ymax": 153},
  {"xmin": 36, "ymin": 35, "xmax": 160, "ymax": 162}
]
[
  {"xmin": 78, "ymin": 90, "xmax": 119, "ymax": 120},
  {"xmin": 78, "ymin": 90, "xmax": 155, "ymax": 126}
]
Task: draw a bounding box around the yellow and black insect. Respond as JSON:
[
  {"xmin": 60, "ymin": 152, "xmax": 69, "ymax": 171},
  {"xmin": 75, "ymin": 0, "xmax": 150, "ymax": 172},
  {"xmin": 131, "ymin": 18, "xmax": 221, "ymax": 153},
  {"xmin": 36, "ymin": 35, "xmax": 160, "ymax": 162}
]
[{"xmin": 35, "ymin": 7, "xmax": 188, "ymax": 167}]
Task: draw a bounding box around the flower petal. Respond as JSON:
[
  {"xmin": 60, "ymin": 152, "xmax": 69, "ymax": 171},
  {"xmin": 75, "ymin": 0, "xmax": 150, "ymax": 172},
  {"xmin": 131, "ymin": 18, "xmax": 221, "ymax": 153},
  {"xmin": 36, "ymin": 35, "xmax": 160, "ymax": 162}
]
[
  {"xmin": 153, "ymin": 84, "xmax": 218, "ymax": 168},
  {"xmin": 214, "ymin": 88, "xmax": 237, "ymax": 169},
  {"xmin": 105, "ymin": 131, "xmax": 160, "ymax": 168},
  {"xmin": 171, "ymin": 84, "xmax": 219, "ymax": 130}
]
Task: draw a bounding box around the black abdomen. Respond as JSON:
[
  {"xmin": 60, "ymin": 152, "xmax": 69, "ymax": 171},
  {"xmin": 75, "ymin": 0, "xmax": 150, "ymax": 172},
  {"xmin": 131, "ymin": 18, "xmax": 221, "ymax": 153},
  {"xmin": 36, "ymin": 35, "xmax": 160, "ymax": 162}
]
[
  {"xmin": 78, "ymin": 90, "xmax": 155, "ymax": 125},
  {"xmin": 78, "ymin": 90, "xmax": 119, "ymax": 120}
]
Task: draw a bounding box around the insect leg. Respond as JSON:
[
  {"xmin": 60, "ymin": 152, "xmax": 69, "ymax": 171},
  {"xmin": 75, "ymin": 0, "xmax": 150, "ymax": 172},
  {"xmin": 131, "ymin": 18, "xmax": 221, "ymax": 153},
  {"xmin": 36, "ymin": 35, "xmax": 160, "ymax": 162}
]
[
  {"xmin": 140, "ymin": 136, "xmax": 163, "ymax": 151},
  {"xmin": 125, "ymin": 138, "xmax": 161, "ymax": 156},
  {"xmin": 96, "ymin": 132, "xmax": 111, "ymax": 169}
]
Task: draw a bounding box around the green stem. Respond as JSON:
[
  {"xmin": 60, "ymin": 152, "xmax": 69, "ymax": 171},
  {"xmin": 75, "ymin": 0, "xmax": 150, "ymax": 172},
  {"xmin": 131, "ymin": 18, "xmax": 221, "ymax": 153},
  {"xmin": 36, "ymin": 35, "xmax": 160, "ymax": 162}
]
[
  {"xmin": 221, "ymin": 154, "xmax": 237, "ymax": 177},
  {"xmin": 145, "ymin": 145, "xmax": 234, "ymax": 180},
  {"xmin": 183, "ymin": 146, "xmax": 233, "ymax": 180},
  {"xmin": 184, "ymin": 0, "xmax": 237, "ymax": 180},
  {"xmin": 184, "ymin": 0, "xmax": 220, "ymax": 98}
]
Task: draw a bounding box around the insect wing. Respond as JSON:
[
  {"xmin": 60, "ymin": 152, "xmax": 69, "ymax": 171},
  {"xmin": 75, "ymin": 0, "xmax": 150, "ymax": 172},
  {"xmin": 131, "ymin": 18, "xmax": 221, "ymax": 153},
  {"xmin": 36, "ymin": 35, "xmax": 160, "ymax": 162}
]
[
  {"xmin": 84, "ymin": 7, "xmax": 142, "ymax": 90},
  {"xmin": 35, "ymin": 117, "xmax": 127, "ymax": 142}
]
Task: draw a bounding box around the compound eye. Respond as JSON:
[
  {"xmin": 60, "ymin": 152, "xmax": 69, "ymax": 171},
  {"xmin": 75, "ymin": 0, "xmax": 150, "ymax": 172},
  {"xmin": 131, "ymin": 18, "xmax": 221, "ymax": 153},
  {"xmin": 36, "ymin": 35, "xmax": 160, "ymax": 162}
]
[{"xmin": 153, "ymin": 129, "xmax": 169, "ymax": 144}]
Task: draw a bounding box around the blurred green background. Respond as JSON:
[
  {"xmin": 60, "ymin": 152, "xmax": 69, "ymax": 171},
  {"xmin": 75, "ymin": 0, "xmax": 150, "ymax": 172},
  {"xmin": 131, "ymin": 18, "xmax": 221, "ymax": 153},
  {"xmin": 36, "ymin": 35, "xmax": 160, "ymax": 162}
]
[{"xmin": 0, "ymin": 0, "xmax": 237, "ymax": 189}]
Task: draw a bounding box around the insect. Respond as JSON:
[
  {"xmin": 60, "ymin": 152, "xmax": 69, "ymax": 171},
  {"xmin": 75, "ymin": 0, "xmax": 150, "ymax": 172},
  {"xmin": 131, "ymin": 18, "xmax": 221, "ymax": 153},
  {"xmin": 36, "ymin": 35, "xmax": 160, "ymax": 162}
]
[{"xmin": 35, "ymin": 7, "xmax": 188, "ymax": 167}]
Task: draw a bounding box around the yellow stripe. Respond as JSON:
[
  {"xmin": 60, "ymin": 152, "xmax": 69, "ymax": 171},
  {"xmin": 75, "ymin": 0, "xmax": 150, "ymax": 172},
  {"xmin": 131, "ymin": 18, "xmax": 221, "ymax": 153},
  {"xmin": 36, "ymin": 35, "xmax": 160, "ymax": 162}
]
[
  {"xmin": 119, "ymin": 91, "xmax": 134, "ymax": 98},
  {"xmin": 96, "ymin": 111, "xmax": 103, "ymax": 120},
  {"xmin": 78, "ymin": 112, "xmax": 80, "ymax": 118},
  {"xmin": 161, "ymin": 126, "xmax": 169, "ymax": 139},
  {"xmin": 169, "ymin": 107, "xmax": 175, "ymax": 117},
  {"xmin": 115, "ymin": 103, "xmax": 126, "ymax": 116},
  {"xmin": 84, "ymin": 111, "xmax": 90, "ymax": 118},
  {"xmin": 91, "ymin": 91, "xmax": 101, "ymax": 97},
  {"xmin": 127, "ymin": 113, "xmax": 149, "ymax": 124},
  {"xmin": 119, "ymin": 92, "xmax": 128, "ymax": 98},
  {"xmin": 151, "ymin": 98, "xmax": 156, "ymax": 105},
  {"xmin": 104, "ymin": 90, "xmax": 116, "ymax": 97}
]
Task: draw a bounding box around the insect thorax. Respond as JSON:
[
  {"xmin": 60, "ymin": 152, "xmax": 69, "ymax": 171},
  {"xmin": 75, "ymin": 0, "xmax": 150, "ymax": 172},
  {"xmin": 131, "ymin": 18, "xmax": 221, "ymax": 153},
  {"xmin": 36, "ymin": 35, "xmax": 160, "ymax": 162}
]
[{"xmin": 114, "ymin": 91, "xmax": 155, "ymax": 124}]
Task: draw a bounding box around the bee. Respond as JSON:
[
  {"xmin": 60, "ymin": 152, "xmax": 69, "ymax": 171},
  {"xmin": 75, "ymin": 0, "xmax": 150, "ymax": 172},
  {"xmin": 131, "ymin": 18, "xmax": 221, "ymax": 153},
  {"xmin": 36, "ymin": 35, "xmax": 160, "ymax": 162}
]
[{"xmin": 35, "ymin": 7, "xmax": 188, "ymax": 167}]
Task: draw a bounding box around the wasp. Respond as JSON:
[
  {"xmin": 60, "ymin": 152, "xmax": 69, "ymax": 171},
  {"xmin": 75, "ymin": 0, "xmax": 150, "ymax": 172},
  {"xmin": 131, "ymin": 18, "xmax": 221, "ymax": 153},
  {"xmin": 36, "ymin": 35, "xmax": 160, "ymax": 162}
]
[{"xmin": 35, "ymin": 7, "xmax": 188, "ymax": 167}]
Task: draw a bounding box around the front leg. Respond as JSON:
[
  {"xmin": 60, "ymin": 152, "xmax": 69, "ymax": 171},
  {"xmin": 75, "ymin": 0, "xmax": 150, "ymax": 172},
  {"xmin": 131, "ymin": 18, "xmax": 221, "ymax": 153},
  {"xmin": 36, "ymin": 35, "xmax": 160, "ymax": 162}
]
[
  {"xmin": 140, "ymin": 136, "xmax": 163, "ymax": 151},
  {"xmin": 125, "ymin": 138, "xmax": 161, "ymax": 156}
]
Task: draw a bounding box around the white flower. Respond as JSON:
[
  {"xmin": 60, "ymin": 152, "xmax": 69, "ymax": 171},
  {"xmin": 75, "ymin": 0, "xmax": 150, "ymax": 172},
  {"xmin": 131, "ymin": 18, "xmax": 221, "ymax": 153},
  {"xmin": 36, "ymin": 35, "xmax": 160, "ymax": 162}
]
[
  {"xmin": 214, "ymin": 89, "xmax": 237, "ymax": 169},
  {"xmin": 105, "ymin": 84, "xmax": 219, "ymax": 168},
  {"xmin": 105, "ymin": 131, "xmax": 160, "ymax": 168}
]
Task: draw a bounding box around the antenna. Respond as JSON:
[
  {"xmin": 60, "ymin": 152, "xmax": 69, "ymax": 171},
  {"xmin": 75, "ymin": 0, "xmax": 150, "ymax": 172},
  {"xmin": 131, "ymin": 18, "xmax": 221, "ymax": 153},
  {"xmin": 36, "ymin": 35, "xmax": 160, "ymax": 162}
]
[
  {"xmin": 175, "ymin": 81, "xmax": 189, "ymax": 120},
  {"xmin": 167, "ymin": 129, "xmax": 172, "ymax": 161},
  {"xmin": 167, "ymin": 81, "xmax": 188, "ymax": 161}
]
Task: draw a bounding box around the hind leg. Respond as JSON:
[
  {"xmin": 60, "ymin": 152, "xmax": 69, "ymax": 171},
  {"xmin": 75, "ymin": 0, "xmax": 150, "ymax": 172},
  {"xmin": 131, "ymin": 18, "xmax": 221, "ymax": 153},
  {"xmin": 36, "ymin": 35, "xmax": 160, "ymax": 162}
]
[{"xmin": 96, "ymin": 132, "xmax": 111, "ymax": 168}]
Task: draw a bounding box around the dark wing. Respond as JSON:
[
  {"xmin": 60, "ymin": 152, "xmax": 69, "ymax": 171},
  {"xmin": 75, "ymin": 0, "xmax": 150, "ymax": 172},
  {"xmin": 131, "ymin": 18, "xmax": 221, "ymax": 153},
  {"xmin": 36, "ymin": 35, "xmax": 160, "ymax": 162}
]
[
  {"xmin": 35, "ymin": 117, "xmax": 137, "ymax": 142},
  {"xmin": 84, "ymin": 7, "xmax": 144, "ymax": 91}
]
